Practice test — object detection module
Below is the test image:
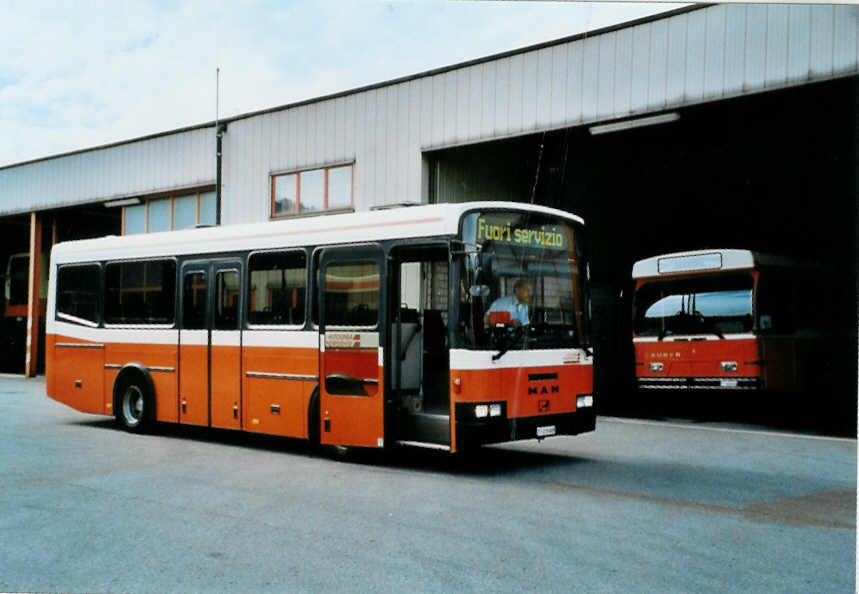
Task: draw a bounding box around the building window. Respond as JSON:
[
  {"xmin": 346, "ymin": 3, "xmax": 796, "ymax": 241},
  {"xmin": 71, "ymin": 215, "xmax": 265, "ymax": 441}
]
[
  {"xmin": 271, "ymin": 164, "xmax": 353, "ymax": 218},
  {"xmin": 122, "ymin": 188, "xmax": 216, "ymax": 235}
]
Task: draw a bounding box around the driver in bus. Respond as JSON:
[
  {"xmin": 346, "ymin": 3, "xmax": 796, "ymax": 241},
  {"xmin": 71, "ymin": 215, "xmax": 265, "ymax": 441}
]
[{"xmin": 484, "ymin": 278, "xmax": 532, "ymax": 327}]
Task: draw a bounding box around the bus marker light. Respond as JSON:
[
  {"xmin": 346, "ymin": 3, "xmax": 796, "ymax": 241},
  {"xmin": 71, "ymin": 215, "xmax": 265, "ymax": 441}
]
[
  {"xmin": 453, "ymin": 377, "xmax": 462, "ymax": 394},
  {"xmin": 649, "ymin": 362, "xmax": 664, "ymax": 372},
  {"xmin": 475, "ymin": 405, "xmax": 489, "ymax": 418},
  {"xmin": 489, "ymin": 404, "xmax": 502, "ymax": 417}
]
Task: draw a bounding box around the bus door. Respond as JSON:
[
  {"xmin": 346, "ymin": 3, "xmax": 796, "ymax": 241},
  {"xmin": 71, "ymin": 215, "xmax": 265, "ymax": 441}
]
[
  {"xmin": 179, "ymin": 259, "xmax": 243, "ymax": 428},
  {"xmin": 210, "ymin": 261, "xmax": 242, "ymax": 429},
  {"xmin": 318, "ymin": 246, "xmax": 386, "ymax": 448}
]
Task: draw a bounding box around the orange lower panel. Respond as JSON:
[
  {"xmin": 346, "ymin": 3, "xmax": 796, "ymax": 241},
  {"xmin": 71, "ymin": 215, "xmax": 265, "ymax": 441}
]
[
  {"xmin": 49, "ymin": 335, "xmax": 104, "ymax": 414},
  {"xmin": 211, "ymin": 346, "xmax": 241, "ymax": 429},
  {"xmin": 320, "ymin": 352, "xmax": 384, "ymax": 448},
  {"xmin": 179, "ymin": 344, "xmax": 208, "ymax": 426},
  {"xmin": 245, "ymin": 378, "xmax": 314, "ymax": 437},
  {"xmin": 242, "ymin": 346, "xmax": 319, "ymax": 437}
]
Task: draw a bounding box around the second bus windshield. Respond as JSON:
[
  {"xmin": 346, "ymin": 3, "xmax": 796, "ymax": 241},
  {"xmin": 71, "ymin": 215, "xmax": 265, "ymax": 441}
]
[{"xmin": 634, "ymin": 273, "xmax": 754, "ymax": 338}]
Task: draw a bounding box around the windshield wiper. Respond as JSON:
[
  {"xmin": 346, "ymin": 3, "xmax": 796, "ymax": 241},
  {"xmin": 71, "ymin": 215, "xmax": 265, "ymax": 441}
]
[{"xmin": 491, "ymin": 326, "xmax": 524, "ymax": 361}]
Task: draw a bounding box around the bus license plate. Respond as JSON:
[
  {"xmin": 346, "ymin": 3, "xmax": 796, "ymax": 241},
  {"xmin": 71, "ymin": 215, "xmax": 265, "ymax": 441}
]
[
  {"xmin": 720, "ymin": 379, "xmax": 738, "ymax": 388},
  {"xmin": 536, "ymin": 425, "xmax": 556, "ymax": 437}
]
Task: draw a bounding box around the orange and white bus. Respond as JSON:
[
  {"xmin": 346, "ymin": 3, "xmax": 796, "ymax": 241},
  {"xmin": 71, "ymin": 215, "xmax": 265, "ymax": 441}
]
[
  {"xmin": 46, "ymin": 202, "xmax": 594, "ymax": 453},
  {"xmin": 632, "ymin": 249, "xmax": 817, "ymax": 392}
]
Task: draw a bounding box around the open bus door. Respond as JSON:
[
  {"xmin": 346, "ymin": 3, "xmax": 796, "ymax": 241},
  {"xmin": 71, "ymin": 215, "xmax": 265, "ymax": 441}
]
[{"xmin": 318, "ymin": 245, "xmax": 386, "ymax": 448}]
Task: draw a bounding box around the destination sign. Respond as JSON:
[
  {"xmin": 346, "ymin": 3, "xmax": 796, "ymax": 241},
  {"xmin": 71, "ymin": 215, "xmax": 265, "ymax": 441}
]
[
  {"xmin": 475, "ymin": 214, "xmax": 568, "ymax": 249},
  {"xmin": 657, "ymin": 253, "xmax": 723, "ymax": 274}
]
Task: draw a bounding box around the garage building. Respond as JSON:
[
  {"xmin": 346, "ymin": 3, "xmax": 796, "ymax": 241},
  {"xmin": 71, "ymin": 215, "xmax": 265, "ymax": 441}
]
[{"xmin": 1, "ymin": 4, "xmax": 856, "ymax": 432}]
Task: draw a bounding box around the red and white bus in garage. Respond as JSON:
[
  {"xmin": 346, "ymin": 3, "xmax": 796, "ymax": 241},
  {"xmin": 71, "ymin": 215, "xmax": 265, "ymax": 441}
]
[
  {"xmin": 632, "ymin": 249, "xmax": 817, "ymax": 392},
  {"xmin": 46, "ymin": 202, "xmax": 594, "ymax": 453}
]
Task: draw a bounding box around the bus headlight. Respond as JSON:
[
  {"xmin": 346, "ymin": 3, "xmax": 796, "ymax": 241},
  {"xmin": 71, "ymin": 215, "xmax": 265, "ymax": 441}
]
[
  {"xmin": 721, "ymin": 361, "xmax": 738, "ymax": 372},
  {"xmin": 649, "ymin": 362, "xmax": 664, "ymax": 372},
  {"xmin": 474, "ymin": 405, "xmax": 489, "ymax": 418},
  {"xmin": 489, "ymin": 403, "xmax": 502, "ymax": 417},
  {"xmin": 577, "ymin": 395, "xmax": 593, "ymax": 408}
]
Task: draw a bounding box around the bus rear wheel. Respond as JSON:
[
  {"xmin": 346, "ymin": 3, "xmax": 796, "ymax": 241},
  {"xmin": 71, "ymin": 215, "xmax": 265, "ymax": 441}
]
[{"xmin": 116, "ymin": 380, "xmax": 150, "ymax": 433}]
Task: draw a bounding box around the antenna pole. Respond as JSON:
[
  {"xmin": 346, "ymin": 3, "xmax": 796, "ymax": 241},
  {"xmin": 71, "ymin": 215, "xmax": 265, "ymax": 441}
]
[{"xmin": 215, "ymin": 67, "xmax": 223, "ymax": 226}]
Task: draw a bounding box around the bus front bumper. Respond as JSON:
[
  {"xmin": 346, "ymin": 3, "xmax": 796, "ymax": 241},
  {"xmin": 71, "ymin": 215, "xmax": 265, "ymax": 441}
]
[
  {"xmin": 636, "ymin": 376, "xmax": 762, "ymax": 390},
  {"xmin": 455, "ymin": 405, "xmax": 596, "ymax": 450}
]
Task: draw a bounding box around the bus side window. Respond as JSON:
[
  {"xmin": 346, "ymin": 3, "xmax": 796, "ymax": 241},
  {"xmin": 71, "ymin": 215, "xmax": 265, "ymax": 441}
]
[
  {"xmin": 56, "ymin": 264, "xmax": 100, "ymax": 325},
  {"xmin": 247, "ymin": 250, "xmax": 306, "ymax": 326}
]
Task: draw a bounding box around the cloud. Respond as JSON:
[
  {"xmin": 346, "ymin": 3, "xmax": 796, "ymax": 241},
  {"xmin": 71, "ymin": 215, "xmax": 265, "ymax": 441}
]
[{"xmin": 0, "ymin": 1, "xmax": 680, "ymax": 167}]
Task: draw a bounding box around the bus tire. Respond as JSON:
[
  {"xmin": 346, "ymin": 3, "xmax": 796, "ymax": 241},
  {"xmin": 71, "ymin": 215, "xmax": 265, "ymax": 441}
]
[{"xmin": 114, "ymin": 372, "xmax": 153, "ymax": 433}]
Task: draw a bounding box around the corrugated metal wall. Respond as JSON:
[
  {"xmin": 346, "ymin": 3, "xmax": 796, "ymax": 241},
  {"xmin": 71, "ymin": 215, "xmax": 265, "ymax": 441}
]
[
  {"xmin": 222, "ymin": 3, "xmax": 857, "ymax": 224},
  {"xmin": 1, "ymin": 4, "xmax": 855, "ymax": 221},
  {"xmin": 0, "ymin": 126, "xmax": 215, "ymax": 216}
]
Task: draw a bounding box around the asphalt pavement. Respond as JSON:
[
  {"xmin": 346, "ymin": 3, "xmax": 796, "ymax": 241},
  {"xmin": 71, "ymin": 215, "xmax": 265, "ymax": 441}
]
[{"xmin": 0, "ymin": 375, "xmax": 855, "ymax": 593}]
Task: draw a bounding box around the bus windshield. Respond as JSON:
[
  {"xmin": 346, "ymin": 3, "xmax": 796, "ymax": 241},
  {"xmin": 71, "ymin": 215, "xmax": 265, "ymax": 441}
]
[
  {"xmin": 634, "ymin": 273, "xmax": 754, "ymax": 338},
  {"xmin": 458, "ymin": 210, "xmax": 588, "ymax": 351}
]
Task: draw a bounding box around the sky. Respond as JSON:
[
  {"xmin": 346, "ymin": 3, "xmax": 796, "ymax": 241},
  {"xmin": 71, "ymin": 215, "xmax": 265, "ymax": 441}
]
[{"xmin": 0, "ymin": 0, "xmax": 682, "ymax": 168}]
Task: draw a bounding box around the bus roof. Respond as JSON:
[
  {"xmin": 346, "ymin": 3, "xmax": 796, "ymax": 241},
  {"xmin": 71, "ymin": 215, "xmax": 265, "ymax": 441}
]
[
  {"xmin": 631, "ymin": 248, "xmax": 797, "ymax": 279},
  {"xmin": 51, "ymin": 201, "xmax": 584, "ymax": 265}
]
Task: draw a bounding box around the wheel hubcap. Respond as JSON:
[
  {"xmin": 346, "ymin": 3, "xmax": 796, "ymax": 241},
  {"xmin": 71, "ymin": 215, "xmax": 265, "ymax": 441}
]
[{"xmin": 122, "ymin": 386, "xmax": 144, "ymax": 427}]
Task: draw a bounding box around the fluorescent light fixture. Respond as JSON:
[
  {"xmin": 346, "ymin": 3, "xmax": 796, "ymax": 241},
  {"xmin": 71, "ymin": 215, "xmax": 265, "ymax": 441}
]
[
  {"xmin": 589, "ymin": 112, "xmax": 680, "ymax": 135},
  {"xmin": 103, "ymin": 197, "xmax": 141, "ymax": 208}
]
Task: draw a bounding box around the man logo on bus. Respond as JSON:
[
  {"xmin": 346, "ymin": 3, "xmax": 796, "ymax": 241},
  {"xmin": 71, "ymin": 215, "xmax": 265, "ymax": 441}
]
[{"xmin": 529, "ymin": 385, "xmax": 559, "ymax": 395}]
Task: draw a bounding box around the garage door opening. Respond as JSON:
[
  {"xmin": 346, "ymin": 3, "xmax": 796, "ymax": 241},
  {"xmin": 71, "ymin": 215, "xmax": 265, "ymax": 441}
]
[{"xmin": 428, "ymin": 76, "xmax": 856, "ymax": 435}]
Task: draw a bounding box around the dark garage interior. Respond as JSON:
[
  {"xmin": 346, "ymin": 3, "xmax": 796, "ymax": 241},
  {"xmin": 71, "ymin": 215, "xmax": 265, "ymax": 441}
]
[
  {"xmin": 430, "ymin": 76, "xmax": 857, "ymax": 435},
  {"xmin": 0, "ymin": 205, "xmax": 120, "ymax": 374}
]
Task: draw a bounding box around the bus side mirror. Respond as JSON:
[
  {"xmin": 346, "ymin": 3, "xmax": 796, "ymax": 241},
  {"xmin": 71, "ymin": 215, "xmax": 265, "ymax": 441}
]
[
  {"xmin": 469, "ymin": 285, "xmax": 489, "ymax": 297},
  {"xmin": 760, "ymin": 315, "xmax": 772, "ymax": 330}
]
